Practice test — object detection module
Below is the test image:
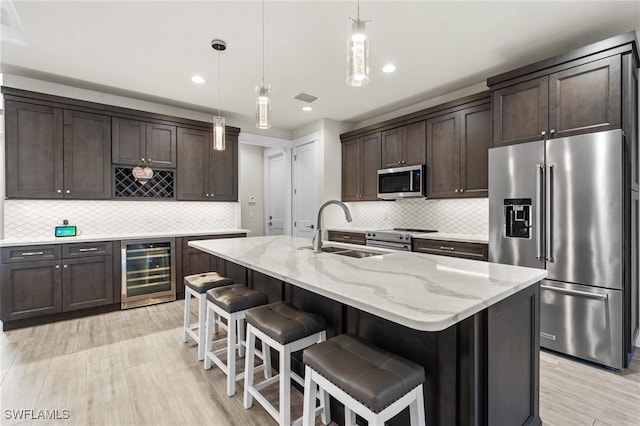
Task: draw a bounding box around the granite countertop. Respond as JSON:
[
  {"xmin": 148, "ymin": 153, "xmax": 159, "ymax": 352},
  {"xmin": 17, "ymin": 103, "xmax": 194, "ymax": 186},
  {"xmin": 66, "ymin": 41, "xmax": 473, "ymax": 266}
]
[
  {"xmin": 412, "ymin": 232, "xmax": 489, "ymax": 244},
  {"xmin": 189, "ymin": 235, "xmax": 546, "ymax": 332},
  {"xmin": 0, "ymin": 229, "xmax": 251, "ymax": 247}
]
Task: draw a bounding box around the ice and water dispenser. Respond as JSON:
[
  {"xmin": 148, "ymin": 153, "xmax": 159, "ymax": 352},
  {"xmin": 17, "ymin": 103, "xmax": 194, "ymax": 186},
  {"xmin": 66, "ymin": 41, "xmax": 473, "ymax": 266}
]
[{"xmin": 503, "ymin": 198, "xmax": 532, "ymax": 238}]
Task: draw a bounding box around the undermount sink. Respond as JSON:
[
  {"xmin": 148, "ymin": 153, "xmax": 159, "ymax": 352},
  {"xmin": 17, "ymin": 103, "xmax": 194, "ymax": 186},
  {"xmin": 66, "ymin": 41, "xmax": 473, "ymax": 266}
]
[{"xmin": 300, "ymin": 246, "xmax": 383, "ymax": 258}]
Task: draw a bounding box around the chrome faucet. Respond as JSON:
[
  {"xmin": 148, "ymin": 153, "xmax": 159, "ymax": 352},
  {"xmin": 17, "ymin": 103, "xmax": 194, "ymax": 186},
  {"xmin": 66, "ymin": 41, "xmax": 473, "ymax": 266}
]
[{"xmin": 313, "ymin": 200, "xmax": 353, "ymax": 253}]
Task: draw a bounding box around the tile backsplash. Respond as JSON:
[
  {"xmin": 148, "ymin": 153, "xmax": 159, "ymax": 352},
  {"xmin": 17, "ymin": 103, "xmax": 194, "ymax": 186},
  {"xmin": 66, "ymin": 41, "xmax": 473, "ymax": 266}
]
[
  {"xmin": 3, "ymin": 200, "xmax": 239, "ymax": 238},
  {"xmin": 344, "ymin": 198, "xmax": 488, "ymax": 235}
]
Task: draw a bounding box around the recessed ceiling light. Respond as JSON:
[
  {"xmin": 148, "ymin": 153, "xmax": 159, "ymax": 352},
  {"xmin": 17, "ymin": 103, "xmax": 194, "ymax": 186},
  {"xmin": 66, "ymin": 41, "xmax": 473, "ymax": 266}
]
[
  {"xmin": 382, "ymin": 64, "xmax": 396, "ymax": 73},
  {"xmin": 302, "ymin": 106, "xmax": 312, "ymax": 112},
  {"xmin": 191, "ymin": 75, "xmax": 205, "ymax": 84}
]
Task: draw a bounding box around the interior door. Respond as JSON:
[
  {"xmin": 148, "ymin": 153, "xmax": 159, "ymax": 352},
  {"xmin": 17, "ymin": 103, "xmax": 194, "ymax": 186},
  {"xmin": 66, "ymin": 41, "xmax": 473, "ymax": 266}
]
[
  {"xmin": 265, "ymin": 150, "xmax": 287, "ymax": 235},
  {"xmin": 545, "ymin": 130, "xmax": 623, "ymax": 288},
  {"xmin": 292, "ymin": 139, "xmax": 318, "ymax": 239}
]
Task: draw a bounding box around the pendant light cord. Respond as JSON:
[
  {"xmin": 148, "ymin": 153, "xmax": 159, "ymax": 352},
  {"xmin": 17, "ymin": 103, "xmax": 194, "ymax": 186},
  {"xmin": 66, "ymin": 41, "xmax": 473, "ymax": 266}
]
[
  {"xmin": 357, "ymin": 0, "xmax": 360, "ymax": 20},
  {"xmin": 217, "ymin": 50, "xmax": 221, "ymax": 117},
  {"xmin": 262, "ymin": 0, "xmax": 265, "ymax": 85}
]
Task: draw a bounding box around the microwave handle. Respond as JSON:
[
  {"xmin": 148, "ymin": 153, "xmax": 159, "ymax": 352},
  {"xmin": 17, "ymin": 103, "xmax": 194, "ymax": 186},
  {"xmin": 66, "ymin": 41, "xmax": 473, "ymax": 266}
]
[{"xmin": 410, "ymin": 172, "xmax": 414, "ymax": 192}]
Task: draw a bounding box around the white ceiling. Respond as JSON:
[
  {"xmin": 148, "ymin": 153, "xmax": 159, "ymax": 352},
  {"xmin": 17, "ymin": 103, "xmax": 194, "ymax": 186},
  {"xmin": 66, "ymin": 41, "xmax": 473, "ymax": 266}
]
[{"xmin": 1, "ymin": 1, "xmax": 639, "ymax": 132}]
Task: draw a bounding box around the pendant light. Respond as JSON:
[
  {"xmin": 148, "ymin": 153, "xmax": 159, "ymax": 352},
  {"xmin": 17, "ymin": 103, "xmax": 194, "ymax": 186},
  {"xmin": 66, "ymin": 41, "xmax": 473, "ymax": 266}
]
[
  {"xmin": 256, "ymin": 0, "xmax": 271, "ymax": 129},
  {"xmin": 347, "ymin": 0, "xmax": 370, "ymax": 87},
  {"xmin": 211, "ymin": 39, "xmax": 226, "ymax": 151}
]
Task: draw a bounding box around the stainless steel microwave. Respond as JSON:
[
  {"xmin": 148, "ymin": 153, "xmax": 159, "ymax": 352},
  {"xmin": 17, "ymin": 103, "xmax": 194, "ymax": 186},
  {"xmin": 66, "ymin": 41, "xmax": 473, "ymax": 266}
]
[{"xmin": 377, "ymin": 164, "xmax": 425, "ymax": 199}]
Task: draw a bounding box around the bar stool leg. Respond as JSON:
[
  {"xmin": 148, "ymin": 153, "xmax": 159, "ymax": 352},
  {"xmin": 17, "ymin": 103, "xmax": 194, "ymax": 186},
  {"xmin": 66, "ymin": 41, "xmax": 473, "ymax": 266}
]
[
  {"xmin": 243, "ymin": 325, "xmax": 257, "ymax": 409},
  {"xmin": 409, "ymin": 385, "xmax": 426, "ymax": 426},
  {"xmin": 279, "ymin": 344, "xmax": 292, "ymax": 426},
  {"xmin": 204, "ymin": 303, "xmax": 215, "ymax": 370},
  {"xmin": 197, "ymin": 294, "xmax": 207, "ymax": 360},
  {"xmin": 238, "ymin": 318, "xmax": 246, "ymax": 358},
  {"xmin": 227, "ymin": 313, "xmax": 237, "ymax": 396},
  {"xmin": 182, "ymin": 289, "xmax": 191, "ymax": 343},
  {"xmin": 262, "ymin": 340, "xmax": 272, "ymax": 379},
  {"xmin": 302, "ymin": 366, "xmax": 317, "ymax": 426},
  {"xmin": 345, "ymin": 407, "xmax": 356, "ymax": 426}
]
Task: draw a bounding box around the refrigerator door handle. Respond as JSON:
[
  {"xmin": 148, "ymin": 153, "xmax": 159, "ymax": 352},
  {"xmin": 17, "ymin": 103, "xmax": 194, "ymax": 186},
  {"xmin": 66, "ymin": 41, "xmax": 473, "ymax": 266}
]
[
  {"xmin": 540, "ymin": 284, "xmax": 608, "ymax": 300},
  {"xmin": 536, "ymin": 164, "xmax": 544, "ymax": 259},
  {"xmin": 546, "ymin": 163, "xmax": 554, "ymax": 262}
]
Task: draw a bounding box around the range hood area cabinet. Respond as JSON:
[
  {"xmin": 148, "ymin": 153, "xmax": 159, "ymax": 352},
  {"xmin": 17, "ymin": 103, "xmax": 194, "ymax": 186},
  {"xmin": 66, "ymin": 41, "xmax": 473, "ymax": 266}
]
[
  {"xmin": 176, "ymin": 127, "xmax": 239, "ymax": 202},
  {"xmin": 340, "ymin": 92, "xmax": 492, "ymax": 201},
  {"xmin": 112, "ymin": 117, "xmax": 177, "ymax": 168},
  {"xmin": 4, "ymin": 101, "xmax": 111, "ymax": 199},
  {"xmin": 380, "ymin": 121, "xmax": 426, "ymax": 168}
]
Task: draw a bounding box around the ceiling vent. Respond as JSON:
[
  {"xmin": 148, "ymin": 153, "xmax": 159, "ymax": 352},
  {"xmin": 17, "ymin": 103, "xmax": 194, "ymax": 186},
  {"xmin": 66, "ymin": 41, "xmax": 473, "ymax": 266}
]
[{"xmin": 294, "ymin": 92, "xmax": 319, "ymax": 103}]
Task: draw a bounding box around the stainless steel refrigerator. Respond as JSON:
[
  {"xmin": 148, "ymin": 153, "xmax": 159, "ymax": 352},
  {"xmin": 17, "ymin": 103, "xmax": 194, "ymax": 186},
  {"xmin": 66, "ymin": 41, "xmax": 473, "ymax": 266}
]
[{"xmin": 489, "ymin": 129, "xmax": 637, "ymax": 370}]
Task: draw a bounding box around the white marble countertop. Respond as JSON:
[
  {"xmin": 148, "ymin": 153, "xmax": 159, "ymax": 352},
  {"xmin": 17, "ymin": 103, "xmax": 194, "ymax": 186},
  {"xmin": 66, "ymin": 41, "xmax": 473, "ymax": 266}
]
[
  {"xmin": 189, "ymin": 235, "xmax": 546, "ymax": 332},
  {"xmin": 0, "ymin": 229, "xmax": 250, "ymax": 247},
  {"xmin": 412, "ymin": 232, "xmax": 489, "ymax": 244}
]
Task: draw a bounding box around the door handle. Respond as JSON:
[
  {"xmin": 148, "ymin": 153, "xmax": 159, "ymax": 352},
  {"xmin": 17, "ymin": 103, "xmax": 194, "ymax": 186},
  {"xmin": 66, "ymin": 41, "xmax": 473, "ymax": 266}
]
[
  {"xmin": 546, "ymin": 163, "xmax": 554, "ymax": 263},
  {"xmin": 268, "ymin": 222, "xmax": 273, "ymax": 226},
  {"xmin": 305, "ymin": 224, "xmax": 315, "ymax": 229},
  {"xmin": 540, "ymin": 284, "xmax": 608, "ymax": 300},
  {"xmin": 21, "ymin": 251, "xmax": 44, "ymax": 256},
  {"xmin": 536, "ymin": 163, "xmax": 544, "ymax": 260}
]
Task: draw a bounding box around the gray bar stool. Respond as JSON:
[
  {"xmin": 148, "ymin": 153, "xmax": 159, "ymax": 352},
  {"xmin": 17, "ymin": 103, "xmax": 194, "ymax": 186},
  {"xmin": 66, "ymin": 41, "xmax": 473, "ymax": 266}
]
[
  {"xmin": 302, "ymin": 333, "xmax": 426, "ymax": 426},
  {"xmin": 204, "ymin": 284, "xmax": 270, "ymax": 397},
  {"xmin": 182, "ymin": 272, "xmax": 234, "ymax": 360},
  {"xmin": 243, "ymin": 301, "xmax": 329, "ymax": 426}
]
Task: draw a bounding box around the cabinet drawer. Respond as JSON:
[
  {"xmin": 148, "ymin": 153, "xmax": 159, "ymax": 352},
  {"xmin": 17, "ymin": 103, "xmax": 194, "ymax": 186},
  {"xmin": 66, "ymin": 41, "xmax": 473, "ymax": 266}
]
[
  {"xmin": 63, "ymin": 241, "xmax": 113, "ymax": 258},
  {"xmin": 327, "ymin": 231, "xmax": 366, "ymax": 245},
  {"xmin": 412, "ymin": 239, "xmax": 488, "ymax": 261},
  {"xmin": 182, "ymin": 233, "xmax": 246, "ymax": 250},
  {"xmin": 1, "ymin": 245, "xmax": 61, "ymax": 263}
]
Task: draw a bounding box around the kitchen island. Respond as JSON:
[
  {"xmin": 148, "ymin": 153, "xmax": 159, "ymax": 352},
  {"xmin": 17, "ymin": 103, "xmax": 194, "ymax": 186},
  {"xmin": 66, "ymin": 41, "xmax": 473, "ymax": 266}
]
[{"xmin": 190, "ymin": 235, "xmax": 547, "ymax": 426}]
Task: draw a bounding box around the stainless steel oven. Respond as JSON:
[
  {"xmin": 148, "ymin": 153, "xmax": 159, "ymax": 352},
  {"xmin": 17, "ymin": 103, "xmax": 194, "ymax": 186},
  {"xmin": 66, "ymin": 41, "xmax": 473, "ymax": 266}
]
[
  {"xmin": 366, "ymin": 228, "xmax": 436, "ymax": 251},
  {"xmin": 121, "ymin": 238, "xmax": 176, "ymax": 309}
]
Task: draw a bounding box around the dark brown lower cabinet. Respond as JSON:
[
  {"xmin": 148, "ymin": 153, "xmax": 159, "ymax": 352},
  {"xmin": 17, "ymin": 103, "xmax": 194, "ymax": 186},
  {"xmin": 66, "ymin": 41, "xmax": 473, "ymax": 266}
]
[
  {"xmin": 62, "ymin": 256, "xmax": 113, "ymax": 312},
  {"xmin": 327, "ymin": 230, "xmax": 366, "ymax": 245},
  {"xmin": 1, "ymin": 260, "xmax": 63, "ymax": 321},
  {"xmin": 1, "ymin": 242, "xmax": 114, "ymax": 323},
  {"xmin": 412, "ymin": 238, "xmax": 489, "ymax": 261}
]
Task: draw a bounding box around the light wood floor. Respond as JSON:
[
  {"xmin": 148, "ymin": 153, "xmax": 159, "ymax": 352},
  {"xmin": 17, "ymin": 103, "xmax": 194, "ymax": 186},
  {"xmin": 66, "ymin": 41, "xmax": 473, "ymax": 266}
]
[{"xmin": 1, "ymin": 300, "xmax": 639, "ymax": 426}]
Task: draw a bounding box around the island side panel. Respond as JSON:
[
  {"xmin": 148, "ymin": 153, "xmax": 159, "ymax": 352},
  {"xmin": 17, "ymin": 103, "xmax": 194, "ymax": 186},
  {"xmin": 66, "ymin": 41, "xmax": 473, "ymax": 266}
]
[{"xmin": 487, "ymin": 283, "xmax": 541, "ymax": 426}]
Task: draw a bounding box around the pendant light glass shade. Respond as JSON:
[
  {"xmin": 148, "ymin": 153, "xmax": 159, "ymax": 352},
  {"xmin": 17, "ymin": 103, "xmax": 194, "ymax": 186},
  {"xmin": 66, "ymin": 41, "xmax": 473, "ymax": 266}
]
[
  {"xmin": 211, "ymin": 39, "xmax": 227, "ymax": 151},
  {"xmin": 256, "ymin": 84, "xmax": 271, "ymax": 129},
  {"xmin": 212, "ymin": 115, "xmax": 225, "ymax": 151},
  {"xmin": 347, "ymin": 18, "xmax": 369, "ymax": 87}
]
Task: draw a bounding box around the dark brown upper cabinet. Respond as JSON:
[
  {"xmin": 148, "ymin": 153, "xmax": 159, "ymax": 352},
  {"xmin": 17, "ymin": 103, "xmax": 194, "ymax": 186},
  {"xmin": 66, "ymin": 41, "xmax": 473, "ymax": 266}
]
[
  {"xmin": 427, "ymin": 103, "xmax": 491, "ymax": 198},
  {"xmin": 5, "ymin": 101, "xmax": 111, "ymax": 199},
  {"xmin": 177, "ymin": 128, "xmax": 238, "ymax": 201},
  {"xmin": 342, "ymin": 133, "xmax": 381, "ymax": 202},
  {"xmin": 492, "ymin": 56, "xmax": 622, "ymax": 147},
  {"xmin": 112, "ymin": 118, "xmax": 177, "ymax": 168},
  {"xmin": 63, "ymin": 110, "xmax": 112, "ymax": 199},
  {"xmin": 381, "ymin": 121, "xmax": 426, "ymax": 168}
]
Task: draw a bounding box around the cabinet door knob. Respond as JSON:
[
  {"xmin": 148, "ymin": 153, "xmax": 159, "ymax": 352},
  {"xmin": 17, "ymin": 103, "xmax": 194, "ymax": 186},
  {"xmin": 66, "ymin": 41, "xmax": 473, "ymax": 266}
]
[
  {"xmin": 55, "ymin": 265, "xmax": 60, "ymax": 269},
  {"xmin": 541, "ymin": 131, "xmax": 546, "ymax": 137},
  {"xmin": 63, "ymin": 264, "xmax": 68, "ymax": 268},
  {"xmin": 148, "ymin": 158, "xmax": 152, "ymax": 163},
  {"xmin": 65, "ymin": 190, "xmax": 71, "ymax": 194},
  {"xmin": 211, "ymin": 194, "xmax": 214, "ymax": 198},
  {"xmin": 454, "ymin": 189, "xmax": 459, "ymax": 193},
  {"xmin": 549, "ymin": 129, "xmax": 556, "ymax": 135},
  {"xmin": 205, "ymin": 193, "xmax": 209, "ymax": 197},
  {"xmin": 57, "ymin": 189, "xmax": 62, "ymax": 193},
  {"xmin": 460, "ymin": 188, "xmax": 465, "ymax": 192}
]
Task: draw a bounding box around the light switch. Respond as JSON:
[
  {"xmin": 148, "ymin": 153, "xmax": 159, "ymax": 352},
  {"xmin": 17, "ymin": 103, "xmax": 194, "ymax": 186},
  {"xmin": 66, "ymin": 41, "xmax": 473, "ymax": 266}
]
[{"xmin": 248, "ymin": 196, "xmax": 257, "ymax": 205}]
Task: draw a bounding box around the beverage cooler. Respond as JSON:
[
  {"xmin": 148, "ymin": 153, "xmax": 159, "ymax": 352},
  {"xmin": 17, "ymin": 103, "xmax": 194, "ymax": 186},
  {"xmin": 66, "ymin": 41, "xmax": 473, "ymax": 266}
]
[{"xmin": 121, "ymin": 238, "xmax": 176, "ymax": 309}]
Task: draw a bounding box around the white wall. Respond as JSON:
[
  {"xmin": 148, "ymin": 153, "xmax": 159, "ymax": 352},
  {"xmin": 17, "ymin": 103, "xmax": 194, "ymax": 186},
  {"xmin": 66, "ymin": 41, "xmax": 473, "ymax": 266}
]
[
  {"xmin": 1, "ymin": 74, "xmax": 293, "ymax": 140},
  {"xmin": 239, "ymin": 143, "xmax": 265, "ymax": 236}
]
